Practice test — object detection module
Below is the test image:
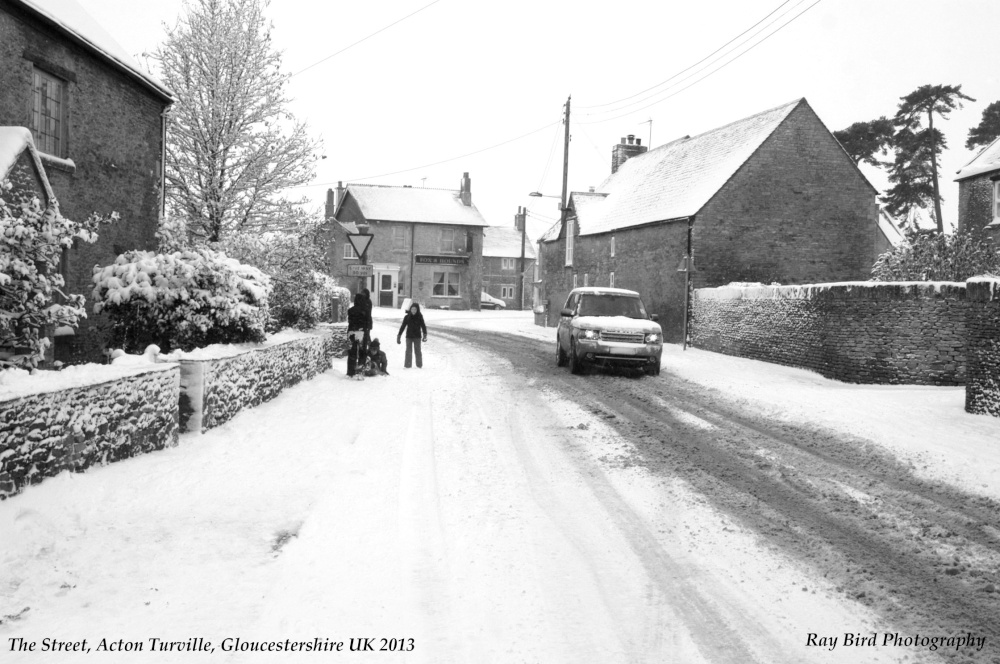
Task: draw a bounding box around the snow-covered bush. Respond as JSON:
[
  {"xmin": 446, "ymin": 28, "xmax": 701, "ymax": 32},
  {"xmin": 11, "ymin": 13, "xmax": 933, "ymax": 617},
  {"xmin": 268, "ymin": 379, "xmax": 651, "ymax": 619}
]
[
  {"xmin": 0, "ymin": 170, "xmax": 107, "ymax": 369},
  {"xmin": 871, "ymin": 231, "xmax": 1000, "ymax": 281},
  {"xmin": 92, "ymin": 247, "xmax": 272, "ymax": 353}
]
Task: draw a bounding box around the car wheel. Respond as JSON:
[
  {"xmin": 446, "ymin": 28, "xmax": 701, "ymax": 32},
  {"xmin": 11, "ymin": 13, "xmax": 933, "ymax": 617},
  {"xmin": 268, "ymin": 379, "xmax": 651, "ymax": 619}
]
[
  {"xmin": 556, "ymin": 339, "xmax": 568, "ymax": 366},
  {"xmin": 569, "ymin": 339, "xmax": 585, "ymax": 375},
  {"xmin": 644, "ymin": 361, "xmax": 661, "ymax": 377}
]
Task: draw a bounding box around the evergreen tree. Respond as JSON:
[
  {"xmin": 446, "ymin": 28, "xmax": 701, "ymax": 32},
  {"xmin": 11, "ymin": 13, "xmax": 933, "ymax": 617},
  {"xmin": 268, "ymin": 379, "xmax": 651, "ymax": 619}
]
[
  {"xmin": 155, "ymin": 0, "xmax": 321, "ymax": 244},
  {"xmin": 966, "ymin": 100, "xmax": 1000, "ymax": 150},
  {"xmin": 833, "ymin": 117, "xmax": 894, "ymax": 167},
  {"xmin": 885, "ymin": 84, "xmax": 974, "ymax": 233}
]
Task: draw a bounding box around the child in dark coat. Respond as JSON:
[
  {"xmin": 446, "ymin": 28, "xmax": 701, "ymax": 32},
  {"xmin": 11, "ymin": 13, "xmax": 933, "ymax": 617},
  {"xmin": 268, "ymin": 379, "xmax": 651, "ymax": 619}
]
[
  {"xmin": 396, "ymin": 303, "xmax": 427, "ymax": 368},
  {"xmin": 364, "ymin": 338, "xmax": 389, "ymax": 376},
  {"xmin": 346, "ymin": 293, "xmax": 367, "ymax": 378}
]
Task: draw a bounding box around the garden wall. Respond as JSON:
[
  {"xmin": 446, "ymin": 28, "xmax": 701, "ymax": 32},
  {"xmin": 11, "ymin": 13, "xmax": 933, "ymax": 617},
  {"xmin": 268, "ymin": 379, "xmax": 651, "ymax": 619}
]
[
  {"xmin": 966, "ymin": 277, "xmax": 1000, "ymax": 416},
  {"xmin": 0, "ymin": 365, "xmax": 179, "ymax": 499},
  {"xmin": 691, "ymin": 282, "xmax": 968, "ymax": 385},
  {"xmin": 177, "ymin": 328, "xmax": 348, "ymax": 433}
]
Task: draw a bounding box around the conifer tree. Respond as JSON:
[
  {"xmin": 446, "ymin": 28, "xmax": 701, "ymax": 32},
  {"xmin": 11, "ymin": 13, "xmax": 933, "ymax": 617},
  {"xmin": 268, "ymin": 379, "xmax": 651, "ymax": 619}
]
[{"xmin": 966, "ymin": 100, "xmax": 1000, "ymax": 150}]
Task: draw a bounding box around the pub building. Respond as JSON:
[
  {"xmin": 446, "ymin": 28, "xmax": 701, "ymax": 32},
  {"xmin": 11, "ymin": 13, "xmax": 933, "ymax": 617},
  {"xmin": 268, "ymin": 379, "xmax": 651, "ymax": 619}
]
[{"xmin": 325, "ymin": 173, "xmax": 486, "ymax": 310}]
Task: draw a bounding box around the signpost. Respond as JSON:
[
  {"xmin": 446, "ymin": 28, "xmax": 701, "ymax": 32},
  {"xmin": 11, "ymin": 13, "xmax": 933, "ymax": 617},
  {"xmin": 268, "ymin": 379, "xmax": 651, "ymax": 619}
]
[
  {"xmin": 347, "ymin": 232, "xmax": 374, "ymax": 293},
  {"xmin": 348, "ymin": 264, "xmax": 374, "ymax": 277}
]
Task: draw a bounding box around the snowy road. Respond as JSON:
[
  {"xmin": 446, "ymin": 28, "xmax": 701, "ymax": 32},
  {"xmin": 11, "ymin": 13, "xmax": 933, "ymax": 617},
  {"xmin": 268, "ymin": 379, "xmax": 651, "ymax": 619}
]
[{"xmin": 1, "ymin": 317, "xmax": 994, "ymax": 662}]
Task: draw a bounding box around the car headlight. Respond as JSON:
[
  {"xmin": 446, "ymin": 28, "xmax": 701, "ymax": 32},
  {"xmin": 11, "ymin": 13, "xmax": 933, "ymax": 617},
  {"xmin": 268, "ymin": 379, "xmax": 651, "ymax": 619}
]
[
  {"xmin": 645, "ymin": 332, "xmax": 661, "ymax": 343},
  {"xmin": 581, "ymin": 329, "xmax": 599, "ymax": 340}
]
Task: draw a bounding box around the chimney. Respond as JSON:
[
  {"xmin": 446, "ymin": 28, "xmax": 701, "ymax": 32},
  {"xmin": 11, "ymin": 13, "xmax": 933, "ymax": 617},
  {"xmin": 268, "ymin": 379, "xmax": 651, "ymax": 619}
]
[
  {"xmin": 611, "ymin": 135, "xmax": 649, "ymax": 174},
  {"xmin": 460, "ymin": 172, "xmax": 472, "ymax": 206},
  {"xmin": 325, "ymin": 189, "xmax": 335, "ymax": 219}
]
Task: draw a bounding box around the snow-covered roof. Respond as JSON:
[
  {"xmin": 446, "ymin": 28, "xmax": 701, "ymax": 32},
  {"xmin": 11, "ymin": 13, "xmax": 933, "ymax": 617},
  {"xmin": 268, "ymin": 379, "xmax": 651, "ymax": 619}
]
[
  {"xmin": 13, "ymin": 0, "xmax": 173, "ymax": 101},
  {"xmin": 538, "ymin": 219, "xmax": 561, "ymax": 243},
  {"xmin": 482, "ymin": 226, "xmax": 536, "ymax": 259},
  {"xmin": 877, "ymin": 210, "xmax": 905, "ymax": 248},
  {"xmin": 573, "ymin": 99, "xmax": 805, "ymax": 237},
  {"xmin": 0, "ymin": 126, "xmax": 56, "ymax": 204},
  {"xmin": 955, "ymin": 135, "xmax": 1000, "ymax": 181},
  {"xmin": 342, "ymin": 184, "xmax": 487, "ymax": 227}
]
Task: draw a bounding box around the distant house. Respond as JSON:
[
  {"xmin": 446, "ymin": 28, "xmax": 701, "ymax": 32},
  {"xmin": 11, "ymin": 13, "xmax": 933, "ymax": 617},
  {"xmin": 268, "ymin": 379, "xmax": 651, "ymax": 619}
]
[
  {"xmin": 537, "ymin": 98, "xmax": 883, "ymax": 341},
  {"xmin": 325, "ymin": 173, "xmax": 486, "ymax": 310},
  {"xmin": 482, "ymin": 226, "xmax": 535, "ymax": 309},
  {"xmin": 0, "ymin": 0, "xmax": 173, "ymax": 362},
  {"xmin": 955, "ymin": 137, "xmax": 1000, "ymax": 241}
]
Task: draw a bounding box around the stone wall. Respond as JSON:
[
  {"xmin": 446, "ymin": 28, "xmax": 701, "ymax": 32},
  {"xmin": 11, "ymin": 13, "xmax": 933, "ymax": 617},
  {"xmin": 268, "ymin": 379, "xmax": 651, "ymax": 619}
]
[
  {"xmin": 966, "ymin": 277, "xmax": 1000, "ymax": 416},
  {"xmin": 691, "ymin": 282, "xmax": 968, "ymax": 385},
  {"xmin": 179, "ymin": 330, "xmax": 346, "ymax": 433},
  {"xmin": 0, "ymin": 365, "xmax": 179, "ymax": 499}
]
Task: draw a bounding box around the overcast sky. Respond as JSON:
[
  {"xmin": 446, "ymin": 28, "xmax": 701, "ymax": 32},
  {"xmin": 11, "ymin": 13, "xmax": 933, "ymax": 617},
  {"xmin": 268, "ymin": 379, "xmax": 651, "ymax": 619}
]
[{"xmin": 77, "ymin": 0, "xmax": 999, "ymax": 239}]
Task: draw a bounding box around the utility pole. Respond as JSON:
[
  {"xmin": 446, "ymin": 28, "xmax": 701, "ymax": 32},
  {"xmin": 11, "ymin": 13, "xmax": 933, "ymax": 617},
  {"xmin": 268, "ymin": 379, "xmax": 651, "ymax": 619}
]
[
  {"xmin": 560, "ymin": 95, "xmax": 571, "ymax": 220},
  {"xmin": 515, "ymin": 206, "xmax": 527, "ymax": 310}
]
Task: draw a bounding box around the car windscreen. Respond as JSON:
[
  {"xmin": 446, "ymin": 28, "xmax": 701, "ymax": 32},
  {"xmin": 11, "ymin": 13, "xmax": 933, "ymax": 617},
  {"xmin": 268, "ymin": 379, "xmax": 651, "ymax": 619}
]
[{"xmin": 578, "ymin": 294, "xmax": 647, "ymax": 318}]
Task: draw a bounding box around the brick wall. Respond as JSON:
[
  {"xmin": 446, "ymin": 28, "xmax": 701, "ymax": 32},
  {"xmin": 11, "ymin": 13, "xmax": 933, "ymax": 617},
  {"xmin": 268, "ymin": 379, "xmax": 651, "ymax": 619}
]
[
  {"xmin": 957, "ymin": 175, "xmax": 995, "ymax": 235},
  {"xmin": 966, "ymin": 277, "xmax": 1000, "ymax": 416},
  {"xmin": 178, "ymin": 330, "xmax": 345, "ymax": 433},
  {"xmin": 0, "ymin": 4, "xmax": 169, "ymax": 364},
  {"xmin": 691, "ymin": 282, "xmax": 968, "ymax": 385},
  {"xmin": 0, "ymin": 365, "xmax": 179, "ymax": 499}
]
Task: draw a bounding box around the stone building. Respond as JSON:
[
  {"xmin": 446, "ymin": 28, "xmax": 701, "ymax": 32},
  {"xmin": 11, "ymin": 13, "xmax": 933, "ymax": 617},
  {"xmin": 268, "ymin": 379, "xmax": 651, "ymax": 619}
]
[
  {"xmin": 0, "ymin": 0, "xmax": 173, "ymax": 362},
  {"xmin": 325, "ymin": 174, "xmax": 486, "ymax": 310},
  {"xmin": 537, "ymin": 98, "xmax": 884, "ymax": 341},
  {"xmin": 955, "ymin": 136, "xmax": 1000, "ymax": 241},
  {"xmin": 482, "ymin": 226, "xmax": 535, "ymax": 310}
]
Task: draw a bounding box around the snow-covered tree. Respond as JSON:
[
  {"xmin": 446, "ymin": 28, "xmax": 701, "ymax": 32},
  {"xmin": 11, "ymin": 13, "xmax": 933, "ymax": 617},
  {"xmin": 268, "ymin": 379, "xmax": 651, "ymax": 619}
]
[
  {"xmin": 155, "ymin": 0, "xmax": 321, "ymax": 243},
  {"xmin": 92, "ymin": 247, "xmax": 272, "ymax": 353},
  {"xmin": 871, "ymin": 231, "xmax": 999, "ymax": 282},
  {"xmin": 0, "ymin": 168, "xmax": 108, "ymax": 369}
]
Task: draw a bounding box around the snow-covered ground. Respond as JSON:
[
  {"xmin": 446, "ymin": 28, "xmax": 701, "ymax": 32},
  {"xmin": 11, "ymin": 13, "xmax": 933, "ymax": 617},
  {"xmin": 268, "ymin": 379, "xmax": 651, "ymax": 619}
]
[{"xmin": 1, "ymin": 308, "xmax": 995, "ymax": 663}]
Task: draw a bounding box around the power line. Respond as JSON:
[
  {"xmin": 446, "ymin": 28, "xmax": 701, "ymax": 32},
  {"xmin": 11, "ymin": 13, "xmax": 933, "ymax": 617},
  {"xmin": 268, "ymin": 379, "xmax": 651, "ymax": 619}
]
[
  {"xmin": 293, "ymin": 120, "xmax": 560, "ymax": 188},
  {"xmin": 290, "ymin": 0, "xmax": 443, "ymax": 78},
  {"xmin": 580, "ymin": 0, "xmax": 823, "ymax": 126},
  {"xmin": 536, "ymin": 120, "xmax": 564, "ymax": 192},
  {"xmin": 577, "ymin": 0, "xmax": 793, "ymax": 112}
]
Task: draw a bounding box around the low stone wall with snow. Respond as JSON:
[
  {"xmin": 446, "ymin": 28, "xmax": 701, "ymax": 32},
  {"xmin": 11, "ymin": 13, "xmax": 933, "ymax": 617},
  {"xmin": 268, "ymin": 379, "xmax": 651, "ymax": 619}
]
[
  {"xmin": 965, "ymin": 277, "xmax": 1000, "ymax": 416},
  {"xmin": 175, "ymin": 329, "xmax": 344, "ymax": 433},
  {"xmin": 691, "ymin": 282, "xmax": 968, "ymax": 385},
  {"xmin": 0, "ymin": 365, "xmax": 180, "ymax": 499}
]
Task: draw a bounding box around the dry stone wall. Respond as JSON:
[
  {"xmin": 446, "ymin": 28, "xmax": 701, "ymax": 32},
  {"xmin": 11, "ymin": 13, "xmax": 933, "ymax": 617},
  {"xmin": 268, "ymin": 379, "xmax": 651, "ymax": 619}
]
[
  {"xmin": 691, "ymin": 282, "xmax": 968, "ymax": 385},
  {"xmin": 0, "ymin": 366, "xmax": 179, "ymax": 499},
  {"xmin": 965, "ymin": 277, "xmax": 1000, "ymax": 416}
]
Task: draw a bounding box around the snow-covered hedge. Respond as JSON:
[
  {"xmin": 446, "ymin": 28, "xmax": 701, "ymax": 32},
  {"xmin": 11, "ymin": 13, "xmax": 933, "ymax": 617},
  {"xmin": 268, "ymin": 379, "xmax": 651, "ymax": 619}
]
[
  {"xmin": 0, "ymin": 172, "xmax": 108, "ymax": 369},
  {"xmin": 91, "ymin": 247, "xmax": 272, "ymax": 354},
  {"xmin": 965, "ymin": 277, "xmax": 1000, "ymax": 417}
]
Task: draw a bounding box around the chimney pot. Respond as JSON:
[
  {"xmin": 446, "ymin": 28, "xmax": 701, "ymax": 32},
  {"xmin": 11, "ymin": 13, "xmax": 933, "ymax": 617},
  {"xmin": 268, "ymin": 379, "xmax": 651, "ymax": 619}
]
[
  {"xmin": 636, "ymin": 138, "xmax": 642, "ymax": 146},
  {"xmin": 627, "ymin": 134, "xmax": 635, "ymax": 145},
  {"xmin": 620, "ymin": 137, "xmax": 626, "ymax": 144}
]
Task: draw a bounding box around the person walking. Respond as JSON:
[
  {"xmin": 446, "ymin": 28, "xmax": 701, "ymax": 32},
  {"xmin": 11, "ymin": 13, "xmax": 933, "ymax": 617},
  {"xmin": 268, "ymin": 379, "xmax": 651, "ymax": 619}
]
[
  {"xmin": 346, "ymin": 293, "xmax": 367, "ymax": 378},
  {"xmin": 397, "ymin": 303, "xmax": 427, "ymax": 369}
]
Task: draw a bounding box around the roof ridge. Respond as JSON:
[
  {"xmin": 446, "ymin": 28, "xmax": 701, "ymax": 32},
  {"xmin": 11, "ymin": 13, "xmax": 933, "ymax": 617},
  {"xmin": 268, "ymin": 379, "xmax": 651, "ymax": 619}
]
[
  {"xmin": 346, "ymin": 182, "xmax": 458, "ymax": 192},
  {"xmin": 654, "ymin": 98, "xmax": 803, "ymax": 150}
]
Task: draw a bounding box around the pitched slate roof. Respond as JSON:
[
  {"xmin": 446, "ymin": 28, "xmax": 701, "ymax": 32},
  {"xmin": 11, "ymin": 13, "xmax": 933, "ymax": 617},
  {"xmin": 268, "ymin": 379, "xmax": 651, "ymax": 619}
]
[
  {"xmin": 342, "ymin": 184, "xmax": 486, "ymax": 226},
  {"xmin": 13, "ymin": 0, "xmax": 173, "ymax": 101},
  {"xmin": 483, "ymin": 226, "xmax": 536, "ymax": 259},
  {"xmin": 569, "ymin": 99, "xmax": 805, "ymax": 237},
  {"xmin": 538, "ymin": 219, "xmax": 561, "ymax": 242},
  {"xmin": 955, "ymin": 136, "xmax": 1000, "ymax": 181}
]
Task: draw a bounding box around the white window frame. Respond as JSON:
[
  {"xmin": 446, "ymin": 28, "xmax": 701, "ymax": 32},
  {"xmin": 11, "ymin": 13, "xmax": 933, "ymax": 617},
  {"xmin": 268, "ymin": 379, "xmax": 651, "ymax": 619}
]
[
  {"xmin": 441, "ymin": 228, "xmax": 458, "ymax": 253},
  {"xmin": 565, "ymin": 218, "xmax": 574, "ymax": 266},
  {"xmin": 344, "ymin": 243, "xmax": 358, "ymax": 259},
  {"xmin": 501, "ymin": 257, "xmax": 517, "ymax": 270},
  {"xmin": 609, "ymin": 271, "xmax": 615, "ymax": 288},
  {"xmin": 392, "ymin": 226, "xmax": 409, "ymax": 251},
  {"xmin": 583, "ymin": 273, "xmax": 589, "ymax": 287},
  {"xmin": 433, "ymin": 271, "xmax": 461, "ymax": 298},
  {"xmin": 31, "ymin": 67, "xmax": 66, "ymax": 157},
  {"xmin": 500, "ymin": 285, "xmax": 515, "ymax": 299},
  {"xmin": 610, "ymin": 235, "xmax": 615, "ymax": 257},
  {"xmin": 572, "ymin": 273, "xmax": 578, "ymax": 288}
]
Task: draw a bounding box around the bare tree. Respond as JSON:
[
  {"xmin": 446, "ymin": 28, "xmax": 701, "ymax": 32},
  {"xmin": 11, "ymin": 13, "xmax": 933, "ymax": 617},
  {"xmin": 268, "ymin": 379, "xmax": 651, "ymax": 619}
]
[{"xmin": 156, "ymin": 0, "xmax": 321, "ymax": 243}]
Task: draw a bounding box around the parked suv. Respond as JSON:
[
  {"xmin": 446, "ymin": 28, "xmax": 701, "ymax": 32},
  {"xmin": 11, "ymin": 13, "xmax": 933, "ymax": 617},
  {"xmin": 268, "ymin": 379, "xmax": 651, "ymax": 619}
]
[{"xmin": 556, "ymin": 287, "xmax": 663, "ymax": 376}]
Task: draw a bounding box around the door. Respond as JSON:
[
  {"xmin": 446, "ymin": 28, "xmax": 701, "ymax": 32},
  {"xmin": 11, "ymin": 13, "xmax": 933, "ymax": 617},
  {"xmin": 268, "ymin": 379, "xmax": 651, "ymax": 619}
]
[{"xmin": 378, "ymin": 272, "xmax": 396, "ymax": 307}]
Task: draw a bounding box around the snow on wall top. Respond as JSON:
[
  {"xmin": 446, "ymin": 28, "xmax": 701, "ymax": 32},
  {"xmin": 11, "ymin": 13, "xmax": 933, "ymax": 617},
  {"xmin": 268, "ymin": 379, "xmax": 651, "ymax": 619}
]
[
  {"xmin": 483, "ymin": 226, "xmax": 536, "ymax": 259},
  {"xmin": 955, "ymin": 135, "xmax": 1000, "ymax": 182},
  {"xmin": 345, "ymin": 184, "xmax": 487, "ymax": 227},
  {"xmin": 574, "ymin": 99, "xmax": 804, "ymax": 237},
  {"xmin": 14, "ymin": 0, "xmax": 172, "ymax": 100},
  {"xmin": 0, "ymin": 362, "xmax": 175, "ymax": 401},
  {"xmin": 696, "ymin": 280, "xmax": 967, "ymax": 301}
]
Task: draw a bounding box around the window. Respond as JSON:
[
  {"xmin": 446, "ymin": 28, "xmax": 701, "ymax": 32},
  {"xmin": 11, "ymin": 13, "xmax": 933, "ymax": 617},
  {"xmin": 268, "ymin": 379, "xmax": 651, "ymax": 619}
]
[
  {"xmin": 501, "ymin": 258, "xmax": 517, "ymax": 270},
  {"xmin": 994, "ymin": 181, "xmax": 1000, "ymax": 221},
  {"xmin": 31, "ymin": 68, "xmax": 66, "ymax": 157},
  {"xmin": 565, "ymin": 218, "xmax": 575, "ymax": 266},
  {"xmin": 501, "ymin": 285, "xmax": 515, "ymax": 299},
  {"xmin": 344, "ymin": 243, "xmax": 358, "ymax": 259},
  {"xmin": 584, "ymin": 273, "xmax": 589, "ymax": 287},
  {"xmin": 572, "ymin": 273, "xmax": 578, "ymax": 288},
  {"xmin": 433, "ymin": 272, "xmax": 460, "ymax": 297},
  {"xmin": 441, "ymin": 228, "xmax": 458, "ymax": 253},
  {"xmin": 610, "ymin": 235, "xmax": 615, "ymax": 257},
  {"xmin": 392, "ymin": 226, "xmax": 409, "ymax": 251},
  {"xmin": 609, "ymin": 271, "xmax": 615, "ymax": 288}
]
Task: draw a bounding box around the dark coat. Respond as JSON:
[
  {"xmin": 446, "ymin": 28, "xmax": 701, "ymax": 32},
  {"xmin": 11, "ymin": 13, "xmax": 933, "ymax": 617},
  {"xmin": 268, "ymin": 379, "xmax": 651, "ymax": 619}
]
[
  {"xmin": 397, "ymin": 304, "xmax": 427, "ymax": 339},
  {"xmin": 347, "ymin": 293, "xmax": 368, "ymax": 332}
]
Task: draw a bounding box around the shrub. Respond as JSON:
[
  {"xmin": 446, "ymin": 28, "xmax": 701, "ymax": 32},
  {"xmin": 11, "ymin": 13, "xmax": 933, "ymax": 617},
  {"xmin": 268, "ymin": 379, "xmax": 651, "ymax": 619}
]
[
  {"xmin": 871, "ymin": 231, "xmax": 1000, "ymax": 281},
  {"xmin": 0, "ymin": 170, "xmax": 107, "ymax": 369},
  {"xmin": 92, "ymin": 247, "xmax": 272, "ymax": 353}
]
